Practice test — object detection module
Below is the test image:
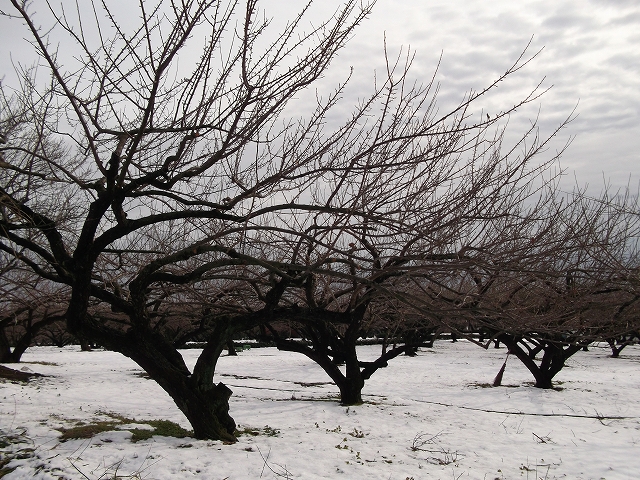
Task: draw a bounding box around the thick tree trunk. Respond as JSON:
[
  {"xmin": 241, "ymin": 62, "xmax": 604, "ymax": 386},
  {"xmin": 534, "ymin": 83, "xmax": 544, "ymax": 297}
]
[
  {"xmin": 1, "ymin": 314, "xmax": 66, "ymax": 362},
  {"xmin": 272, "ymin": 337, "xmax": 366, "ymax": 405},
  {"xmin": 607, "ymin": 339, "xmax": 625, "ymax": 358},
  {"xmin": 337, "ymin": 377, "xmax": 364, "ymax": 405},
  {"xmin": 4, "ymin": 345, "xmax": 27, "ymax": 363},
  {"xmin": 403, "ymin": 346, "xmax": 418, "ymax": 356},
  {"xmin": 533, "ymin": 373, "xmax": 554, "ymax": 389},
  {"xmin": 68, "ymin": 309, "xmax": 239, "ymax": 442},
  {"xmin": 0, "ymin": 348, "xmax": 20, "ymax": 363},
  {"xmin": 498, "ymin": 334, "xmax": 583, "ymax": 389},
  {"xmin": 0, "ymin": 326, "xmax": 31, "ymax": 363},
  {"xmin": 162, "ymin": 378, "xmax": 236, "ymax": 441},
  {"xmin": 0, "ymin": 311, "xmax": 36, "ymax": 363},
  {"xmin": 125, "ymin": 340, "xmax": 238, "ymax": 442},
  {"xmin": 498, "ymin": 335, "xmax": 553, "ymax": 387},
  {"xmin": 66, "ymin": 272, "xmax": 275, "ymax": 443},
  {"xmin": 510, "ymin": 343, "xmax": 554, "ymax": 388}
]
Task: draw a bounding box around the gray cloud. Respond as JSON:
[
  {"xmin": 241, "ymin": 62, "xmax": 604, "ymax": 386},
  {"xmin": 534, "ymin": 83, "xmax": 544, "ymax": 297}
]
[
  {"xmin": 336, "ymin": 0, "xmax": 640, "ymax": 190},
  {"xmin": 1, "ymin": 0, "xmax": 638, "ymax": 191}
]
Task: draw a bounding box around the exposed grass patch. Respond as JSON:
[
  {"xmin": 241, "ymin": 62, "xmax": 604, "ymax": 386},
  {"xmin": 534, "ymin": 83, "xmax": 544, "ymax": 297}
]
[
  {"xmin": 58, "ymin": 422, "xmax": 116, "ymax": 441},
  {"xmin": 469, "ymin": 382, "xmax": 520, "ymax": 389},
  {"xmin": 130, "ymin": 419, "xmax": 192, "ymax": 442},
  {"xmin": 0, "ymin": 365, "xmax": 43, "ymax": 383},
  {"xmin": 56, "ymin": 413, "xmax": 192, "ymax": 442},
  {"xmin": 0, "ymin": 429, "xmax": 35, "ymax": 478},
  {"xmin": 235, "ymin": 425, "xmax": 280, "ymax": 437}
]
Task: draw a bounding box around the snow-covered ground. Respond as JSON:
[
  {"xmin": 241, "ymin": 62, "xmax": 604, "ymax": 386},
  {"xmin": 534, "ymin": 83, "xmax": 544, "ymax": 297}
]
[{"xmin": 1, "ymin": 341, "xmax": 639, "ymax": 479}]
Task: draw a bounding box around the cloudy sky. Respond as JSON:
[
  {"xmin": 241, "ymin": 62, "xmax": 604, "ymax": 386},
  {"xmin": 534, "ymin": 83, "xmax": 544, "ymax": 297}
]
[
  {"xmin": 2, "ymin": 0, "xmax": 638, "ymax": 191},
  {"xmin": 317, "ymin": 0, "xmax": 640, "ymax": 192}
]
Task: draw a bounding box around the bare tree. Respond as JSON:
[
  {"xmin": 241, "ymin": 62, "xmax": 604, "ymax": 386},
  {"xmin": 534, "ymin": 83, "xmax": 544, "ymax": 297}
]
[
  {"xmin": 401, "ymin": 188, "xmax": 640, "ymax": 388},
  {"xmin": 1, "ymin": 0, "xmax": 374, "ymax": 441},
  {"xmin": 0, "ymin": 0, "xmax": 581, "ymax": 438},
  {"xmin": 254, "ymin": 94, "xmax": 576, "ymax": 403},
  {"xmin": 0, "ymin": 256, "xmax": 68, "ymax": 362}
]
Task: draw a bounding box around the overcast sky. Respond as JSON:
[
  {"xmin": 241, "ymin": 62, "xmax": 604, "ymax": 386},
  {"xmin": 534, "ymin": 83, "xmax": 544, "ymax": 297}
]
[
  {"xmin": 2, "ymin": 0, "xmax": 638, "ymax": 192},
  {"xmin": 318, "ymin": 0, "xmax": 640, "ymax": 192}
]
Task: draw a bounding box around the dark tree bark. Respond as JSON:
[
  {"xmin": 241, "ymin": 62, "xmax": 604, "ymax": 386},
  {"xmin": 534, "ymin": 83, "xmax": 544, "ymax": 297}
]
[
  {"xmin": 126, "ymin": 335, "xmax": 237, "ymax": 441},
  {"xmin": 72, "ymin": 317, "xmax": 240, "ymax": 441},
  {"xmin": 226, "ymin": 340, "xmax": 238, "ymax": 356},
  {"xmin": 0, "ymin": 310, "xmax": 65, "ymax": 363},
  {"xmin": 267, "ymin": 307, "xmax": 410, "ymax": 405},
  {"xmin": 606, "ymin": 333, "xmax": 638, "ymax": 358},
  {"xmin": 497, "ymin": 334, "xmax": 586, "ymax": 389}
]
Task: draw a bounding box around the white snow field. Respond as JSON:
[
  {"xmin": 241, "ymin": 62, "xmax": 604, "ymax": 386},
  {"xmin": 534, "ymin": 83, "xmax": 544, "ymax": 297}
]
[{"xmin": 1, "ymin": 341, "xmax": 639, "ymax": 479}]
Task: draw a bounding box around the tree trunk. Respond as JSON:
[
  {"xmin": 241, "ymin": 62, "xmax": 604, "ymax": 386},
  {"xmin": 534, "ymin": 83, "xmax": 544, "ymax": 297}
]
[
  {"xmin": 533, "ymin": 373, "xmax": 554, "ymax": 389},
  {"xmin": 497, "ymin": 335, "xmax": 555, "ymax": 388},
  {"xmin": 126, "ymin": 340, "xmax": 237, "ymax": 442},
  {"xmin": 0, "ymin": 348, "xmax": 19, "ymax": 363},
  {"xmin": 337, "ymin": 377, "xmax": 364, "ymax": 405},
  {"xmin": 66, "ymin": 274, "xmax": 273, "ymax": 443},
  {"xmin": 607, "ymin": 338, "xmax": 624, "ymax": 358},
  {"xmin": 0, "ymin": 329, "xmax": 16, "ymax": 363},
  {"xmin": 6, "ymin": 344, "xmax": 28, "ymax": 363},
  {"xmin": 0, "ymin": 329, "xmax": 28, "ymax": 363},
  {"xmin": 165, "ymin": 379, "xmax": 236, "ymax": 441},
  {"xmin": 498, "ymin": 334, "xmax": 582, "ymax": 389},
  {"xmin": 404, "ymin": 345, "xmax": 418, "ymax": 356},
  {"xmin": 500, "ymin": 336, "xmax": 553, "ymax": 387},
  {"xmin": 70, "ymin": 311, "xmax": 239, "ymax": 442},
  {"xmin": 0, "ymin": 310, "xmax": 34, "ymax": 363},
  {"xmin": 226, "ymin": 339, "xmax": 237, "ymax": 356},
  {"xmin": 339, "ymin": 337, "xmax": 365, "ymax": 405},
  {"xmin": 272, "ymin": 337, "xmax": 365, "ymax": 405}
]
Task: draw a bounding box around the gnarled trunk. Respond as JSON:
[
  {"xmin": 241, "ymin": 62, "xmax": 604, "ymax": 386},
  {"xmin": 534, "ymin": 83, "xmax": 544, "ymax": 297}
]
[
  {"xmin": 274, "ymin": 337, "xmax": 366, "ymax": 404},
  {"xmin": 68, "ymin": 307, "xmax": 239, "ymax": 441},
  {"xmin": 120, "ymin": 333, "xmax": 238, "ymax": 442},
  {"xmin": 1, "ymin": 310, "xmax": 64, "ymax": 363},
  {"xmin": 498, "ymin": 334, "xmax": 584, "ymax": 389},
  {"xmin": 0, "ymin": 329, "xmax": 19, "ymax": 363},
  {"xmin": 159, "ymin": 376, "xmax": 236, "ymax": 441}
]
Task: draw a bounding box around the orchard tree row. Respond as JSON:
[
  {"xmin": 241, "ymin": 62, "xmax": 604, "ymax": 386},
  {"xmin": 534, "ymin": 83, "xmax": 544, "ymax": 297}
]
[{"xmin": 1, "ymin": 0, "xmax": 639, "ymax": 442}]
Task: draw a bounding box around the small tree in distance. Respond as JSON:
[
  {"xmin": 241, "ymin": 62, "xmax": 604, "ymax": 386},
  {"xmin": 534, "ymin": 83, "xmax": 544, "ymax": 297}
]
[
  {"xmin": 0, "ymin": 257, "xmax": 68, "ymax": 363},
  {"xmin": 401, "ymin": 188, "xmax": 640, "ymax": 388}
]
